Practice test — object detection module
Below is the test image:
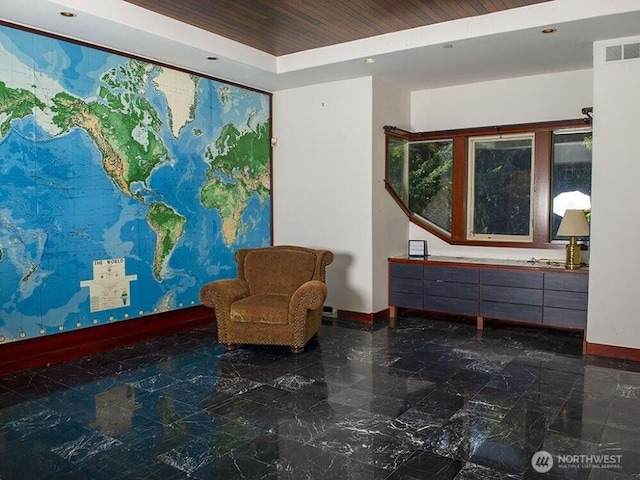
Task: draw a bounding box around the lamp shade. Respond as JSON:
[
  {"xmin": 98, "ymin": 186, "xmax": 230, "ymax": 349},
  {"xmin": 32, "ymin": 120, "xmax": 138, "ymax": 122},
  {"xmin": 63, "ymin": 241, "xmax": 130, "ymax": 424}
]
[{"xmin": 557, "ymin": 209, "xmax": 590, "ymax": 237}]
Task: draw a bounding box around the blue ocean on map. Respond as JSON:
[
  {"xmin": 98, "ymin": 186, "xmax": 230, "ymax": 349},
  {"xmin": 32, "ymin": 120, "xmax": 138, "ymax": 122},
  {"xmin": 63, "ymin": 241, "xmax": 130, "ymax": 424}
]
[{"xmin": 0, "ymin": 25, "xmax": 271, "ymax": 342}]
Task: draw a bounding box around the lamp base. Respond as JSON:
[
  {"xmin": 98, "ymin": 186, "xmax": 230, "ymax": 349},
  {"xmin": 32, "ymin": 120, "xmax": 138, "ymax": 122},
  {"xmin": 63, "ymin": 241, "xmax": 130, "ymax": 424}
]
[{"xmin": 565, "ymin": 237, "xmax": 582, "ymax": 269}]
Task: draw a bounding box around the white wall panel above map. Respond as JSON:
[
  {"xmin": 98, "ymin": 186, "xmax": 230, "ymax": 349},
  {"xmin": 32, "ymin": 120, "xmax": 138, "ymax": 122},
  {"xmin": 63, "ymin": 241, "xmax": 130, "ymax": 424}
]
[{"xmin": 0, "ymin": 23, "xmax": 272, "ymax": 344}]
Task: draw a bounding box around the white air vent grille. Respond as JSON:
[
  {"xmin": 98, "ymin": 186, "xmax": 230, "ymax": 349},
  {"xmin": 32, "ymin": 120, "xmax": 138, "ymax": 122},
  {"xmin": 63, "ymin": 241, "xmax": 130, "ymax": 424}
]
[
  {"xmin": 624, "ymin": 43, "xmax": 640, "ymax": 60},
  {"xmin": 606, "ymin": 43, "xmax": 640, "ymax": 62}
]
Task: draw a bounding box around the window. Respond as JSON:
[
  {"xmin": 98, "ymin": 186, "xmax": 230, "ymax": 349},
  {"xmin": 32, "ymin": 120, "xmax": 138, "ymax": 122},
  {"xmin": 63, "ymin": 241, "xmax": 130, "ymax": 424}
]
[
  {"xmin": 384, "ymin": 119, "xmax": 592, "ymax": 248},
  {"xmin": 551, "ymin": 129, "xmax": 592, "ymax": 240},
  {"xmin": 409, "ymin": 140, "xmax": 453, "ymax": 234},
  {"xmin": 467, "ymin": 134, "xmax": 534, "ymax": 242},
  {"xmin": 387, "ymin": 136, "xmax": 407, "ymax": 204}
]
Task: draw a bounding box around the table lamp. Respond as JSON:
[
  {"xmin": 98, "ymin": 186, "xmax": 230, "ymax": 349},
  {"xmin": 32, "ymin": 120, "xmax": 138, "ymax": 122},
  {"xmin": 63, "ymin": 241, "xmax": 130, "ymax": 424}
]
[{"xmin": 557, "ymin": 209, "xmax": 590, "ymax": 269}]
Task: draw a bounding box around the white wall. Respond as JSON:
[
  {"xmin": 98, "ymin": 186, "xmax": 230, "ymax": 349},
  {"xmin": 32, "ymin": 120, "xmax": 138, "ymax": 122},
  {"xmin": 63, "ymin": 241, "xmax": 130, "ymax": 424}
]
[
  {"xmin": 409, "ymin": 70, "xmax": 594, "ymax": 261},
  {"xmin": 412, "ymin": 70, "xmax": 594, "ymax": 131},
  {"xmin": 272, "ymin": 77, "xmax": 375, "ymax": 313},
  {"xmin": 587, "ymin": 36, "xmax": 640, "ymax": 349},
  {"xmin": 372, "ymin": 78, "xmax": 411, "ymax": 313}
]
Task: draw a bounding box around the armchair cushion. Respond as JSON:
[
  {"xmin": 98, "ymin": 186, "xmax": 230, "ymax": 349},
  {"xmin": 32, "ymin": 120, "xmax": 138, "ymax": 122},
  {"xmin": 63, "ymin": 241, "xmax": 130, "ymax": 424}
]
[{"xmin": 231, "ymin": 294, "xmax": 290, "ymax": 325}]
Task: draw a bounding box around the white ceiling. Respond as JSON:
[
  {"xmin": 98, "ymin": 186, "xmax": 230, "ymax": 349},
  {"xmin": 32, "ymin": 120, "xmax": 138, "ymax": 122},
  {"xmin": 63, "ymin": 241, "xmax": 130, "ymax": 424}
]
[{"xmin": 2, "ymin": 0, "xmax": 640, "ymax": 93}]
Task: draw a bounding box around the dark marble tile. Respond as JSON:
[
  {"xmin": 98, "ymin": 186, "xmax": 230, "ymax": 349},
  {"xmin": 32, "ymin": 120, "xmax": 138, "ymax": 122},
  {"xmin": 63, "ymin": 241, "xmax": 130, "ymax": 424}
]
[
  {"xmin": 0, "ymin": 386, "xmax": 28, "ymax": 410},
  {"xmin": 273, "ymin": 400, "xmax": 355, "ymax": 444},
  {"xmin": 501, "ymin": 394, "xmax": 564, "ymax": 433},
  {"xmin": 549, "ymin": 416, "xmax": 604, "ymax": 444},
  {"xmin": 599, "ymin": 425, "xmax": 640, "ymax": 453},
  {"xmin": 0, "ymin": 371, "xmax": 69, "ymax": 400},
  {"xmin": 157, "ymin": 435, "xmax": 219, "ymax": 474},
  {"xmin": 450, "ymin": 367, "xmax": 497, "ymax": 387},
  {"xmin": 0, "ymin": 448, "xmax": 74, "ymax": 480},
  {"xmin": 389, "ymin": 451, "xmax": 464, "ymax": 479},
  {"xmin": 456, "ymin": 461, "xmax": 522, "ymax": 479},
  {"xmin": 311, "ymin": 409, "xmax": 419, "ymax": 471},
  {"xmin": 271, "ymin": 436, "xmax": 389, "ymax": 479},
  {"xmin": 604, "ymin": 397, "xmax": 640, "ymax": 432},
  {"xmin": 594, "ymin": 447, "xmax": 640, "ymax": 479},
  {"xmin": 587, "ymin": 468, "xmax": 637, "ymax": 480},
  {"xmin": 50, "ymin": 429, "xmax": 124, "ymax": 465},
  {"xmin": 422, "ymin": 409, "xmax": 494, "ymax": 461},
  {"xmin": 191, "ymin": 450, "xmax": 274, "ymax": 479}
]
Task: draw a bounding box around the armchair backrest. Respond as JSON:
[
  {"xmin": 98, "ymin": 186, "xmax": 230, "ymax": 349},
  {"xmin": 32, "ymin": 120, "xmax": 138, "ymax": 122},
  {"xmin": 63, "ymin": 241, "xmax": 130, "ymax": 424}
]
[{"xmin": 236, "ymin": 246, "xmax": 333, "ymax": 296}]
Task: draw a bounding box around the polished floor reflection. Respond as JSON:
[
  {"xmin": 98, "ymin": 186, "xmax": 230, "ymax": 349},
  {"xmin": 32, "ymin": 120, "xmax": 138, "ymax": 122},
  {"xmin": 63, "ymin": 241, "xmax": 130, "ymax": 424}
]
[{"xmin": 1, "ymin": 315, "xmax": 640, "ymax": 479}]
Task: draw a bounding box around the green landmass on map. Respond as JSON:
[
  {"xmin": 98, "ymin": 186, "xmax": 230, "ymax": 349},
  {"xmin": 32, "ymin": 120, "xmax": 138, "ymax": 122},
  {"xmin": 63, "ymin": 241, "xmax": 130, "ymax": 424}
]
[
  {"xmin": 50, "ymin": 60, "xmax": 169, "ymax": 196},
  {"xmin": 21, "ymin": 261, "xmax": 37, "ymax": 283},
  {"xmin": 147, "ymin": 202, "xmax": 186, "ymax": 280},
  {"xmin": 0, "ymin": 81, "xmax": 46, "ymax": 137},
  {"xmin": 200, "ymin": 121, "xmax": 270, "ymax": 245}
]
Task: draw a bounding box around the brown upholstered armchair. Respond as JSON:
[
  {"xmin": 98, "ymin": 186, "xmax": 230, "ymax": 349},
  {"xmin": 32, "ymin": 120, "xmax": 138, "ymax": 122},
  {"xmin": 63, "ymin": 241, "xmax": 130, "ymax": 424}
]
[{"xmin": 199, "ymin": 245, "xmax": 333, "ymax": 354}]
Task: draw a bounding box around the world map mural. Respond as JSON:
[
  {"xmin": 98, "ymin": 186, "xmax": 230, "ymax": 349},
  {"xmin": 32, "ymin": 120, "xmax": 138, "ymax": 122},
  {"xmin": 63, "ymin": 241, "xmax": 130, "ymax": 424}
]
[{"xmin": 0, "ymin": 24, "xmax": 272, "ymax": 343}]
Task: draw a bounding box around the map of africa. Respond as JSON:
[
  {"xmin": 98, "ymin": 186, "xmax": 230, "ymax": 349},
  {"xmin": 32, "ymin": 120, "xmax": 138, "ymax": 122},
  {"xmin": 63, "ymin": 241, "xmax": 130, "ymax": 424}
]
[{"xmin": 0, "ymin": 25, "xmax": 272, "ymax": 344}]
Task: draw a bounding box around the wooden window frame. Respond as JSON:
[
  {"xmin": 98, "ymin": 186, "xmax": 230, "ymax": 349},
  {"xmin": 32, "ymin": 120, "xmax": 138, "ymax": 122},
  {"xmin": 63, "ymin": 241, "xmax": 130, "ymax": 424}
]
[{"xmin": 384, "ymin": 118, "xmax": 590, "ymax": 249}]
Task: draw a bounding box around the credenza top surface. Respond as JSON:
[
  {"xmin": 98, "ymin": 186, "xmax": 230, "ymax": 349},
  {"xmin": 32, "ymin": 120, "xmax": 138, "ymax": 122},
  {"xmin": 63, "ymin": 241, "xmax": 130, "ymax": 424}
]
[{"xmin": 389, "ymin": 255, "xmax": 588, "ymax": 274}]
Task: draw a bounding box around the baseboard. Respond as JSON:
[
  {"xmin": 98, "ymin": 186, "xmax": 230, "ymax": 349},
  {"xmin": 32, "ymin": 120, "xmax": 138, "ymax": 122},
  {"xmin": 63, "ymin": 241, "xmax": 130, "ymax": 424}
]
[
  {"xmin": 584, "ymin": 341, "xmax": 640, "ymax": 361},
  {"xmin": 0, "ymin": 305, "xmax": 215, "ymax": 376},
  {"xmin": 337, "ymin": 308, "xmax": 389, "ymax": 324}
]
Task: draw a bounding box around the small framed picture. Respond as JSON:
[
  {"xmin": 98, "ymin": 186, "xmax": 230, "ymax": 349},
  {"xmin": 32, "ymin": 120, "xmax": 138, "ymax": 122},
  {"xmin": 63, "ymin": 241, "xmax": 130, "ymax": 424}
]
[{"xmin": 408, "ymin": 240, "xmax": 427, "ymax": 258}]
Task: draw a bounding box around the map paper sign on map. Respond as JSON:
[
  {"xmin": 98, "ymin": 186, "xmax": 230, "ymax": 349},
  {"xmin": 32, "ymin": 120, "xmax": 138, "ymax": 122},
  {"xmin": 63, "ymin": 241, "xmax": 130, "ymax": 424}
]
[{"xmin": 80, "ymin": 259, "xmax": 138, "ymax": 313}]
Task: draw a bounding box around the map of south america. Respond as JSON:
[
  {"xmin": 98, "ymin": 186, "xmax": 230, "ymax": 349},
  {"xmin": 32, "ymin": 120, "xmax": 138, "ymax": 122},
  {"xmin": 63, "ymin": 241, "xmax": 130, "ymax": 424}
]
[{"xmin": 0, "ymin": 25, "xmax": 271, "ymax": 343}]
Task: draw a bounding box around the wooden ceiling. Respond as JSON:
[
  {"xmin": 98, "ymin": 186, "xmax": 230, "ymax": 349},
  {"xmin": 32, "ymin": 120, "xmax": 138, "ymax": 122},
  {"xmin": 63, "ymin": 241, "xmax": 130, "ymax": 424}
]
[{"xmin": 124, "ymin": 0, "xmax": 552, "ymax": 56}]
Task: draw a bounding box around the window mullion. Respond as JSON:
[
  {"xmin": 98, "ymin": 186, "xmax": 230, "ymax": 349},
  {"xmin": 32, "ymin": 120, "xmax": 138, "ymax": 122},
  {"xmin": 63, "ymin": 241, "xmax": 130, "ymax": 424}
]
[
  {"xmin": 451, "ymin": 136, "xmax": 467, "ymax": 241},
  {"xmin": 533, "ymin": 129, "xmax": 551, "ymax": 243}
]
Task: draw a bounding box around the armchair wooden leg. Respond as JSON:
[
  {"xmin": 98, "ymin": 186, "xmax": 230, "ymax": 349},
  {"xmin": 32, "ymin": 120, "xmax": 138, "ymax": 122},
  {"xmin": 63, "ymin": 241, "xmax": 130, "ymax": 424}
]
[
  {"xmin": 222, "ymin": 343, "xmax": 237, "ymax": 352},
  {"xmin": 290, "ymin": 346, "xmax": 304, "ymax": 354}
]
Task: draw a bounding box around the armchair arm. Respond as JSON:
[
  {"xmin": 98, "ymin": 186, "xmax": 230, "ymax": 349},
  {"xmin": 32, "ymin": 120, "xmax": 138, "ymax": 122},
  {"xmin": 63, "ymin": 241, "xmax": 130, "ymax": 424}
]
[
  {"xmin": 200, "ymin": 278, "xmax": 249, "ymax": 345},
  {"xmin": 289, "ymin": 280, "xmax": 327, "ymax": 319},
  {"xmin": 199, "ymin": 278, "xmax": 249, "ymax": 330},
  {"xmin": 288, "ymin": 280, "xmax": 327, "ymax": 347}
]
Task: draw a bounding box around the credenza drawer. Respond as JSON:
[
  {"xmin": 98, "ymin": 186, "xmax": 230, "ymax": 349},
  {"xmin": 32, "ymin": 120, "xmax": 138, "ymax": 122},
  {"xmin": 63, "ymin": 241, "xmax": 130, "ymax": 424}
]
[
  {"xmin": 480, "ymin": 302, "xmax": 542, "ymax": 323},
  {"xmin": 390, "ymin": 263, "xmax": 423, "ymax": 279},
  {"xmin": 424, "ymin": 280, "xmax": 479, "ymax": 300},
  {"xmin": 424, "ymin": 295, "xmax": 478, "ymax": 316},
  {"xmin": 481, "ymin": 270, "xmax": 543, "ymax": 289},
  {"xmin": 481, "ymin": 285, "xmax": 543, "ymax": 306},
  {"xmin": 393, "ymin": 277, "xmax": 423, "ymax": 294},
  {"xmin": 543, "ymin": 307, "xmax": 587, "ymax": 328},
  {"xmin": 390, "ymin": 292, "xmax": 423, "ymax": 309},
  {"xmin": 544, "ymin": 290, "xmax": 588, "ymax": 310},
  {"xmin": 423, "ymin": 266, "xmax": 479, "ymax": 284},
  {"xmin": 544, "ymin": 273, "xmax": 588, "ymax": 293}
]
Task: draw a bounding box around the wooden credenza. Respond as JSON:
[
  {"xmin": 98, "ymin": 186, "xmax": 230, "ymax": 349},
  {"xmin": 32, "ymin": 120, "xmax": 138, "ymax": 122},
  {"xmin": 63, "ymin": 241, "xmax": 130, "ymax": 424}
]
[{"xmin": 388, "ymin": 256, "xmax": 588, "ymax": 331}]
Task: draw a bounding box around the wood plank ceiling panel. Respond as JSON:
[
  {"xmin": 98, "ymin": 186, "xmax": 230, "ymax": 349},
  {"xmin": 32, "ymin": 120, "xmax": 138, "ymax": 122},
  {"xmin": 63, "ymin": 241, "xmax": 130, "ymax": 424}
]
[{"xmin": 124, "ymin": 0, "xmax": 553, "ymax": 56}]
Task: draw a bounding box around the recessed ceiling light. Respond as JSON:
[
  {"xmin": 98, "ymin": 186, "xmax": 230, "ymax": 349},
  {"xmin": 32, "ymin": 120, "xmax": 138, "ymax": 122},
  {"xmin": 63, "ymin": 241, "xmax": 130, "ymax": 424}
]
[
  {"xmin": 206, "ymin": 56, "xmax": 218, "ymax": 61},
  {"xmin": 364, "ymin": 58, "xmax": 375, "ymax": 64},
  {"xmin": 60, "ymin": 11, "xmax": 76, "ymax": 18},
  {"xmin": 541, "ymin": 28, "xmax": 557, "ymax": 34}
]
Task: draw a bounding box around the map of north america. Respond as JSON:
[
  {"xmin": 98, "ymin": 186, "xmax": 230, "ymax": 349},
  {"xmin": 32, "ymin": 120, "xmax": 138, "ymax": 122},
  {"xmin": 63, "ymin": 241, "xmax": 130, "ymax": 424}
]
[{"xmin": 0, "ymin": 25, "xmax": 271, "ymax": 343}]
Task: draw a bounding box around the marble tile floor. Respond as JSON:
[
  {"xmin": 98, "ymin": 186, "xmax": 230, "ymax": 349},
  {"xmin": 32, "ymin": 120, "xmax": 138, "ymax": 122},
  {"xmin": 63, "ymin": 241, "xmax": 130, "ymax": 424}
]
[{"xmin": 1, "ymin": 314, "xmax": 640, "ymax": 480}]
